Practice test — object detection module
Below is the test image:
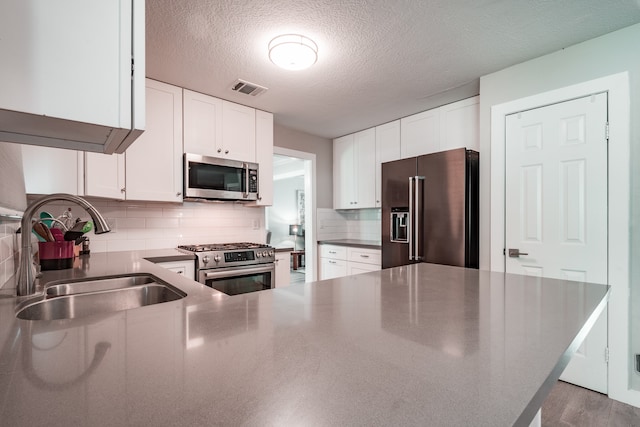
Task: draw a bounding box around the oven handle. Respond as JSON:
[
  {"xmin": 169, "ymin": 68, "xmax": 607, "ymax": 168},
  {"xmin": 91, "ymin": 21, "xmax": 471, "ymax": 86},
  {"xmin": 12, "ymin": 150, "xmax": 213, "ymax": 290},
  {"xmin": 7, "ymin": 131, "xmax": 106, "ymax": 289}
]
[
  {"xmin": 202, "ymin": 265, "xmax": 274, "ymax": 280},
  {"xmin": 244, "ymin": 163, "xmax": 249, "ymax": 199}
]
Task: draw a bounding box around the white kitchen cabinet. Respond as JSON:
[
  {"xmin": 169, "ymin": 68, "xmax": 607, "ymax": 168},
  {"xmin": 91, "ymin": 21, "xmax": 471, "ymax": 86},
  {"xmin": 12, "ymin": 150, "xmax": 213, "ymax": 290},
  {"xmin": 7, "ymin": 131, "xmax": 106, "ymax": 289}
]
[
  {"xmin": 84, "ymin": 152, "xmax": 126, "ymax": 200},
  {"xmin": 252, "ymin": 110, "xmax": 274, "ymax": 206},
  {"xmin": 401, "ymin": 109, "xmax": 440, "ymax": 158},
  {"xmin": 22, "ymin": 146, "xmax": 84, "ymax": 195},
  {"xmin": 183, "ymin": 91, "xmax": 257, "ymax": 163},
  {"xmin": 155, "ymin": 260, "xmax": 195, "ymax": 281},
  {"xmin": 439, "ymin": 96, "xmax": 479, "ymax": 152},
  {"xmin": 333, "ymin": 128, "xmax": 376, "ymax": 209},
  {"xmin": 0, "ymin": 0, "xmax": 144, "ymax": 154},
  {"xmin": 374, "ymin": 120, "xmax": 401, "ymax": 207},
  {"xmin": 318, "ymin": 244, "xmax": 380, "ymax": 280},
  {"xmin": 125, "ymin": 80, "xmax": 183, "ymax": 202},
  {"xmin": 222, "ymin": 101, "xmax": 256, "ymax": 162},
  {"xmin": 274, "ymin": 251, "xmax": 291, "ymax": 287},
  {"xmin": 183, "ymin": 89, "xmax": 223, "ymax": 157}
]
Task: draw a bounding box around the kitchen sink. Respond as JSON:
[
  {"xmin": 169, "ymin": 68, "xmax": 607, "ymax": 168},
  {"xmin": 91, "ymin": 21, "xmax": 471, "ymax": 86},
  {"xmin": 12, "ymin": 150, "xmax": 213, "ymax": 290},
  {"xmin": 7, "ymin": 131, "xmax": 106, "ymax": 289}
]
[{"xmin": 17, "ymin": 274, "xmax": 186, "ymax": 321}]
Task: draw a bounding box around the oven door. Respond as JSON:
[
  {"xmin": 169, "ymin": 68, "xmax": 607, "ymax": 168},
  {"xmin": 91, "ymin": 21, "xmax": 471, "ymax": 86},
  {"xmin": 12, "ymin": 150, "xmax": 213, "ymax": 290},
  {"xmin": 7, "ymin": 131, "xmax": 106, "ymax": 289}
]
[{"xmin": 199, "ymin": 263, "xmax": 275, "ymax": 296}]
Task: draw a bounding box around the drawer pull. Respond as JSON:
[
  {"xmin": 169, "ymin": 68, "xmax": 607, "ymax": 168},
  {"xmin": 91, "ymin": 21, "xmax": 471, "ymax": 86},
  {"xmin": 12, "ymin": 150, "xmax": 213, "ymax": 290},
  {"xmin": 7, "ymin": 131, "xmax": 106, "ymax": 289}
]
[
  {"xmin": 360, "ymin": 255, "xmax": 369, "ymax": 258},
  {"xmin": 329, "ymin": 251, "xmax": 336, "ymax": 254},
  {"xmin": 329, "ymin": 261, "xmax": 336, "ymax": 264}
]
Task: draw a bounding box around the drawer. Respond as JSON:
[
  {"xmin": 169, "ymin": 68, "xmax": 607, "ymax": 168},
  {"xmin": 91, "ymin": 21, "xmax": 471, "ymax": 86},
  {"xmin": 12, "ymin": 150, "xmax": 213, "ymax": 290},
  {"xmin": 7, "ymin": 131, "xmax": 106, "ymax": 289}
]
[
  {"xmin": 320, "ymin": 245, "xmax": 347, "ymax": 260},
  {"xmin": 320, "ymin": 257, "xmax": 347, "ymax": 280},
  {"xmin": 347, "ymin": 261, "xmax": 381, "ymax": 276},
  {"xmin": 347, "ymin": 248, "xmax": 381, "ymax": 265}
]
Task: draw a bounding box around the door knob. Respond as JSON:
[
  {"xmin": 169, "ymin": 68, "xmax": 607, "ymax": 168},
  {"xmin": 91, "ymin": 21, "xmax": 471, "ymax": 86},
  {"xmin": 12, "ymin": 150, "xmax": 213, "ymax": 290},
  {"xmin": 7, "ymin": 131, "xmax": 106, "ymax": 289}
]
[{"xmin": 508, "ymin": 248, "xmax": 529, "ymax": 257}]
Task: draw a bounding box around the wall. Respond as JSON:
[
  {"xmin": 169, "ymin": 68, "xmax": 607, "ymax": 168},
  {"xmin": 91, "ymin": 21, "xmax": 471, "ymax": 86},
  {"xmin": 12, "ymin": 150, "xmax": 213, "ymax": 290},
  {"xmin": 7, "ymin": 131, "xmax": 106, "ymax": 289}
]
[
  {"xmin": 479, "ymin": 23, "xmax": 640, "ymax": 392},
  {"xmin": 268, "ymin": 175, "xmax": 305, "ymax": 250},
  {"xmin": 274, "ymin": 124, "xmax": 333, "ymax": 209},
  {"xmin": 30, "ymin": 197, "xmax": 266, "ymax": 254}
]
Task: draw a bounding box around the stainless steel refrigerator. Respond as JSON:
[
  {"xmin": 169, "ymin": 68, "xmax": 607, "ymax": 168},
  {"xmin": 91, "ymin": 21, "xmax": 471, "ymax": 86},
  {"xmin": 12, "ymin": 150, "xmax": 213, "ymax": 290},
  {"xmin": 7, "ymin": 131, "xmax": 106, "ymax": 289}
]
[{"xmin": 381, "ymin": 148, "xmax": 479, "ymax": 269}]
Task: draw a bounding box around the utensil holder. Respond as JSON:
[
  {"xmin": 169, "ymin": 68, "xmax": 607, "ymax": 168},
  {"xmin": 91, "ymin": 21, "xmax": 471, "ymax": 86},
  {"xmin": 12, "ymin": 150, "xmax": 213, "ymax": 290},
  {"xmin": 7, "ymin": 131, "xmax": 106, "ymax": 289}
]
[{"xmin": 38, "ymin": 241, "xmax": 74, "ymax": 270}]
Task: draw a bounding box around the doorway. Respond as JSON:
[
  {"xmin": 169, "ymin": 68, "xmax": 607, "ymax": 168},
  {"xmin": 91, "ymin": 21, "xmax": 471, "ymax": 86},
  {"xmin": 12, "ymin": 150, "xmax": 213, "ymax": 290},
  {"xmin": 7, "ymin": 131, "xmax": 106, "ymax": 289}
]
[{"xmin": 266, "ymin": 147, "xmax": 317, "ymax": 283}]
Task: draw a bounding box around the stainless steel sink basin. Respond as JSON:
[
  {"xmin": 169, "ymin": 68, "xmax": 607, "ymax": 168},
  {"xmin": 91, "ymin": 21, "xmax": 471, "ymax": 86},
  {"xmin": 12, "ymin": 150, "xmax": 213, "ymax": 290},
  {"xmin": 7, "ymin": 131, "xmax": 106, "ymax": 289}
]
[{"xmin": 17, "ymin": 274, "xmax": 186, "ymax": 321}]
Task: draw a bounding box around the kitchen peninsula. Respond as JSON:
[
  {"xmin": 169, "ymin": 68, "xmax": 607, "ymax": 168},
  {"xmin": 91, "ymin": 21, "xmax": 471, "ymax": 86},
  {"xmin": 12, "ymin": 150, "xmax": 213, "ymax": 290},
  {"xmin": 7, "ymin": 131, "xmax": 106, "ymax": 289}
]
[{"xmin": 0, "ymin": 250, "xmax": 608, "ymax": 426}]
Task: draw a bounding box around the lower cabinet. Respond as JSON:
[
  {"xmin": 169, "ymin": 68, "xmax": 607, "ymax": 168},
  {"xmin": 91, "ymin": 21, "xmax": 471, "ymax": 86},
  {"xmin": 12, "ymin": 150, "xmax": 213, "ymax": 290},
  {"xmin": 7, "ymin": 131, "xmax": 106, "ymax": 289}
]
[
  {"xmin": 319, "ymin": 244, "xmax": 380, "ymax": 280},
  {"xmin": 154, "ymin": 260, "xmax": 195, "ymax": 281},
  {"xmin": 274, "ymin": 251, "xmax": 291, "ymax": 287}
]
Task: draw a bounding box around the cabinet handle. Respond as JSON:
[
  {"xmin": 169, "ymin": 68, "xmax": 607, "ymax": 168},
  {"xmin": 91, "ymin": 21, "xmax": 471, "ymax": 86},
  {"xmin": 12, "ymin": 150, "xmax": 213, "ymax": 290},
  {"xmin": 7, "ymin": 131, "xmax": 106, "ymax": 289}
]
[
  {"xmin": 120, "ymin": 188, "xmax": 125, "ymax": 193},
  {"xmin": 360, "ymin": 255, "xmax": 369, "ymax": 258},
  {"xmin": 329, "ymin": 261, "xmax": 336, "ymax": 264},
  {"xmin": 329, "ymin": 251, "xmax": 336, "ymax": 254},
  {"xmin": 176, "ymin": 192, "xmax": 182, "ymax": 197},
  {"xmin": 225, "ymin": 150, "xmax": 229, "ymax": 154},
  {"xmin": 217, "ymin": 148, "xmax": 222, "ymax": 153}
]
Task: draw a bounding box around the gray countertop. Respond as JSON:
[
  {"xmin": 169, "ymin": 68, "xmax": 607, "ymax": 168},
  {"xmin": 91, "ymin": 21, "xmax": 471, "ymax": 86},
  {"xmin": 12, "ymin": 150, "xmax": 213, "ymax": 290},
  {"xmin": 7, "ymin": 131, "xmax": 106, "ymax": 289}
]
[
  {"xmin": 317, "ymin": 239, "xmax": 381, "ymax": 249},
  {"xmin": 0, "ymin": 251, "xmax": 608, "ymax": 426}
]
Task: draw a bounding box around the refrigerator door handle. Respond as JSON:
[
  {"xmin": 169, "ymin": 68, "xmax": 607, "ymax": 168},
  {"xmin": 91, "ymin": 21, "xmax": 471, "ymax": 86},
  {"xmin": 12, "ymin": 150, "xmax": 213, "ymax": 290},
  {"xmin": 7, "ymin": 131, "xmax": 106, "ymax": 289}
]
[
  {"xmin": 408, "ymin": 177, "xmax": 414, "ymax": 261},
  {"xmin": 415, "ymin": 176, "xmax": 425, "ymax": 261}
]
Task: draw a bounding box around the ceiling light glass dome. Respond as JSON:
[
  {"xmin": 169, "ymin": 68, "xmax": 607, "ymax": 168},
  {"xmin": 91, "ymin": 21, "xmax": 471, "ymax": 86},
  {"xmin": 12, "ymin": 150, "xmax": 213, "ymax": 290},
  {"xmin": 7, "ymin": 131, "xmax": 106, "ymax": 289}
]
[{"xmin": 268, "ymin": 34, "xmax": 318, "ymax": 71}]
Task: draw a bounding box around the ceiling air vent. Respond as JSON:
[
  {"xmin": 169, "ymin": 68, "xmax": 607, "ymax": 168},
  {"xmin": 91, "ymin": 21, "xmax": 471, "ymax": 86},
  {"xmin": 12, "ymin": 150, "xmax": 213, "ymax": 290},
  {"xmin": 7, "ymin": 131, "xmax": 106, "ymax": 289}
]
[{"xmin": 230, "ymin": 79, "xmax": 268, "ymax": 97}]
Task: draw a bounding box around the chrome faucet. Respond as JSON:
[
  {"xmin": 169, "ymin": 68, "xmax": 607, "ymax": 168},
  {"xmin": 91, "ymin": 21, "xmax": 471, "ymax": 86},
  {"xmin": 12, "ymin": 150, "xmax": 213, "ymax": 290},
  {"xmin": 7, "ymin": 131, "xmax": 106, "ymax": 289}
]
[{"xmin": 17, "ymin": 193, "xmax": 111, "ymax": 296}]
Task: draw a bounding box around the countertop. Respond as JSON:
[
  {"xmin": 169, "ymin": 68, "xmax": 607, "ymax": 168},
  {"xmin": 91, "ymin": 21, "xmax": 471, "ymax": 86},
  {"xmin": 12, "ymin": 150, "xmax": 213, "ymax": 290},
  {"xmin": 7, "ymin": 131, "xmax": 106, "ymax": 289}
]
[
  {"xmin": 317, "ymin": 239, "xmax": 381, "ymax": 249},
  {"xmin": 0, "ymin": 251, "xmax": 608, "ymax": 426}
]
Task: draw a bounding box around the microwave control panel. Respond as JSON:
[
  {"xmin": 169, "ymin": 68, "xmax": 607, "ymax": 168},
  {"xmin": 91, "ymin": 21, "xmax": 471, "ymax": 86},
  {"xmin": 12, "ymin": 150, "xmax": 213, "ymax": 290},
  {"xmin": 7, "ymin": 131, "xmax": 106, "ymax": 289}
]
[{"xmin": 249, "ymin": 170, "xmax": 258, "ymax": 193}]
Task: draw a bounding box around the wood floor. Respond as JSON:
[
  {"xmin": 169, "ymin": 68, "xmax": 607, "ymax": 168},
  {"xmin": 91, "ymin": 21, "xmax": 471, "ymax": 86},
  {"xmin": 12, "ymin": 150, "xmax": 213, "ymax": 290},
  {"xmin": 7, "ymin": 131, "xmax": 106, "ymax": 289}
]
[
  {"xmin": 542, "ymin": 381, "xmax": 640, "ymax": 426},
  {"xmin": 289, "ymin": 269, "xmax": 305, "ymax": 285}
]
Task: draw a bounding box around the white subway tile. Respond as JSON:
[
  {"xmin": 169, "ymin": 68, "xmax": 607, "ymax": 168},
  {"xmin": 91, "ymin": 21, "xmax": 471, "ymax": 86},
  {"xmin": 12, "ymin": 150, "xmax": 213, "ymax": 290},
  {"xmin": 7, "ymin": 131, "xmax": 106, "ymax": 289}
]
[
  {"xmin": 146, "ymin": 218, "xmax": 179, "ymax": 229},
  {"xmin": 126, "ymin": 207, "xmax": 163, "ymax": 218}
]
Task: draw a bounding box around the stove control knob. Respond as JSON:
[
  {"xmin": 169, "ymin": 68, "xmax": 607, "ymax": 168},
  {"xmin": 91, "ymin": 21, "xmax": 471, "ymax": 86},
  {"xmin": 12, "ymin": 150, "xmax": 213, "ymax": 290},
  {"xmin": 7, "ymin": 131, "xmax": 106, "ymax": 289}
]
[
  {"xmin": 202, "ymin": 255, "xmax": 210, "ymax": 265},
  {"xmin": 256, "ymin": 252, "xmax": 262, "ymax": 258},
  {"xmin": 213, "ymin": 255, "xmax": 221, "ymax": 263},
  {"xmin": 262, "ymin": 251, "xmax": 268, "ymax": 257},
  {"xmin": 268, "ymin": 250, "xmax": 274, "ymax": 257}
]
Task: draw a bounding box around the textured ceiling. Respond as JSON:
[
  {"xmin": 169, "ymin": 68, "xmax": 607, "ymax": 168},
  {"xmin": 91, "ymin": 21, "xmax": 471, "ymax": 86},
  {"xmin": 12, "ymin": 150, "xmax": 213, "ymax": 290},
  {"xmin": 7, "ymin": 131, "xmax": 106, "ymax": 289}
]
[{"xmin": 146, "ymin": 0, "xmax": 640, "ymax": 139}]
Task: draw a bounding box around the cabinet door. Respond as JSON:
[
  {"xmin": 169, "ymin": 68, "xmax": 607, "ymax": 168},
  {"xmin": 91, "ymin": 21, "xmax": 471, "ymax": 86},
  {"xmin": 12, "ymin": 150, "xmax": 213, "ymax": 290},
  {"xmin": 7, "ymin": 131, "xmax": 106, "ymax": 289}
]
[
  {"xmin": 22, "ymin": 146, "xmax": 82, "ymax": 195},
  {"xmin": 125, "ymin": 80, "xmax": 183, "ymax": 202},
  {"xmin": 333, "ymin": 134, "xmax": 356, "ymax": 209},
  {"xmin": 375, "ymin": 120, "xmax": 401, "ymax": 206},
  {"xmin": 347, "ymin": 261, "xmax": 380, "ymax": 276},
  {"xmin": 84, "ymin": 152, "xmax": 125, "ymax": 199},
  {"xmin": 400, "ymin": 109, "xmax": 440, "ymax": 158},
  {"xmin": 354, "ymin": 128, "xmax": 376, "ymax": 208},
  {"xmin": 253, "ymin": 110, "xmax": 273, "ymax": 206},
  {"xmin": 156, "ymin": 260, "xmax": 195, "ymax": 281},
  {"xmin": 221, "ymin": 101, "xmax": 256, "ymax": 162},
  {"xmin": 275, "ymin": 252, "xmax": 291, "ymax": 287},
  {"xmin": 439, "ymin": 96, "xmax": 479, "ymax": 152},
  {"xmin": 320, "ymin": 258, "xmax": 347, "ymax": 280},
  {"xmin": 183, "ymin": 89, "xmax": 223, "ymax": 156}
]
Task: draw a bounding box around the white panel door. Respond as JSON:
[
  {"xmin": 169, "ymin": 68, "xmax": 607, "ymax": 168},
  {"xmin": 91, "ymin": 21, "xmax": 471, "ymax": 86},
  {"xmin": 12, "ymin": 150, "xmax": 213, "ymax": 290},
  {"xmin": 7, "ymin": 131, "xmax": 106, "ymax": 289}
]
[
  {"xmin": 375, "ymin": 120, "xmax": 401, "ymax": 207},
  {"xmin": 505, "ymin": 93, "xmax": 608, "ymax": 393},
  {"xmin": 400, "ymin": 109, "xmax": 439, "ymax": 158},
  {"xmin": 439, "ymin": 96, "xmax": 479, "ymax": 151},
  {"xmin": 183, "ymin": 90, "xmax": 223, "ymax": 157},
  {"xmin": 84, "ymin": 152, "xmax": 125, "ymax": 200},
  {"xmin": 333, "ymin": 134, "xmax": 356, "ymax": 209},
  {"xmin": 354, "ymin": 128, "xmax": 376, "ymax": 208},
  {"xmin": 221, "ymin": 101, "xmax": 256, "ymax": 162},
  {"xmin": 125, "ymin": 79, "xmax": 183, "ymax": 202}
]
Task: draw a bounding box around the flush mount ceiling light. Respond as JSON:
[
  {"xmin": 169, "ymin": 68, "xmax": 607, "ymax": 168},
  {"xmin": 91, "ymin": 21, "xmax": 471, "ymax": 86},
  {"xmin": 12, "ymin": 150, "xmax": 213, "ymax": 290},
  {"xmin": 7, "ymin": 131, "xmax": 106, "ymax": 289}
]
[{"xmin": 268, "ymin": 34, "xmax": 318, "ymax": 71}]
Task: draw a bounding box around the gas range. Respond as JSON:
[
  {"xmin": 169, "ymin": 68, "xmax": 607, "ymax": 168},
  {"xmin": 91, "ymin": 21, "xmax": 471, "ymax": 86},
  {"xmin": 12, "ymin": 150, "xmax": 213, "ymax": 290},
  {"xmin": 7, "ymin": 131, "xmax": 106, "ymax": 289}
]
[{"xmin": 178, "ymin": 242, "xmax": 275, "ymax": 270}]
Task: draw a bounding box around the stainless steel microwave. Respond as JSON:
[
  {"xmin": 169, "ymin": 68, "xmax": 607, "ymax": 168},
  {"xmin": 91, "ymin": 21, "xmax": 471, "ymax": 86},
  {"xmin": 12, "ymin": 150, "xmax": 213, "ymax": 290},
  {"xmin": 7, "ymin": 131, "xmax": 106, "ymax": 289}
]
[{"xmin": 184, "ymin": 153, "xmax": 259, "ymax": 201}]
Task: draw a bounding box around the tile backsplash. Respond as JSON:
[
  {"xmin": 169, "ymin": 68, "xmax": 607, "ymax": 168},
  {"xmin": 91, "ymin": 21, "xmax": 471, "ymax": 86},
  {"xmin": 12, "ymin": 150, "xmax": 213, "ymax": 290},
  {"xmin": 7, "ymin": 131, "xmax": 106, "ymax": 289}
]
[
  {"xmin": 28, "ymin": 196, "xmax": 267, "ymax": 253},
  {"xmin": 0, "ymin": 218, "xmax": 20, "ymax": 290},
  {"xmin": 316, "ymin": 208, "xmax": 381, "ymax": 242}
]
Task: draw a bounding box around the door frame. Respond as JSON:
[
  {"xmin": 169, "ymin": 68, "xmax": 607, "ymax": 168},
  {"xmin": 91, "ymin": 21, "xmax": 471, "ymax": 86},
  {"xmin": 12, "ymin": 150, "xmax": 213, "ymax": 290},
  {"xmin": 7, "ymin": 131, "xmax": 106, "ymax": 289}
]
[
  {"xmin": 489, "ymin": 72, "xmax": 637, "ymax": 406},
  {"xmin": 273, "ymin": 146, "xmax": 318, "ymax": 282}
]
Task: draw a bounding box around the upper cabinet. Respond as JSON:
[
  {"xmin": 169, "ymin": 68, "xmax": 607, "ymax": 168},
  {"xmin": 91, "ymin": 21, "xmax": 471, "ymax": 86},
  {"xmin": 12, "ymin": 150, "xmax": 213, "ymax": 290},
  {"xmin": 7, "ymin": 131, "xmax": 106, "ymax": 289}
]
[
  {"xmin": 333, "ymin": 128, "xmax": 376, "ymax": 209},
  {"xmin": 222, "ymin": 101, "xmax": 256, "ymax": 162},
  {"xmin": 183, "ymin": 91, "xmax": 256, "ymax": 163},
  {"xmin": 84, "ymin": 80, "xmax": 183, "ymax": 202},
  {"xmin": 125, "ymin": 80, "xmax": 183, "ymax": 202},
  {"xmin": 400, "ymin": 109, "xmax": 440, "ymax": 158},
  {"xmin": 374, "ymin": 121, "xmax": 401, "ymax": 207},
  {"xmin": 400, "ymin": 96, "xmax": 479, "ymax": 158},
  {"xmin": 0, "ymin": 0, "xmax": 145, "ymax": 154},
  {"xmin": 183, "ymin": 90, "xmax": 223, "ymax": 157},
  {"xmin": 253, "ymin": 110, "xmax": 274, "ymax": 206},
  {"xmin": 21, "ymin": 146, "xmax": 84, "ymax": 195}
]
